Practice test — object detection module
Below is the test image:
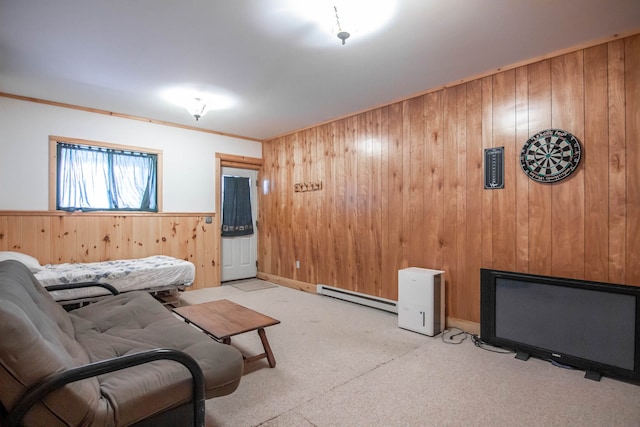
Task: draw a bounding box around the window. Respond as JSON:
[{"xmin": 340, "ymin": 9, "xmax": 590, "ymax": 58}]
[{"xmin": 50, "ymin": 136, "xmax": 162, "ymax": 212}]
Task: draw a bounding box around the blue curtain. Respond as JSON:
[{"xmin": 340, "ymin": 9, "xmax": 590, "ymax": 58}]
[
  {"xmin": 221, "ymin": 176, "xmax": 254, "ymax": 236},
  {"xmin": 57, "ymin": 143, "xmax": 157, "ymax": 211}
]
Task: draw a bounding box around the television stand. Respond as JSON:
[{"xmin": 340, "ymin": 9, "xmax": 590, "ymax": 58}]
[
  {"xmin": 515, "ymin": 351, "xmax": 530, "ymax": 361},
  {"xmin": 585, "ymin": 370, "xmax": 602, "ymax": 382}
]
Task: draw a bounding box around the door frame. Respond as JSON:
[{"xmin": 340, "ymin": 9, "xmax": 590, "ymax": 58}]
[{"xmin": 215, "ymin": 153, "xmax": 263, "ymax": 285}]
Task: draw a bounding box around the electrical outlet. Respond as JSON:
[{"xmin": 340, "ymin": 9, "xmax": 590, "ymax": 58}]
[{"xmin": 296, "ymin": 260, "xmax": 300, "ymax": 269}]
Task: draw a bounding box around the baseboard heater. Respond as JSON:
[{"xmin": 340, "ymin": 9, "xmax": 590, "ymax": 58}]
[{"xmin": 316, "ymin": 284, "xmax": 398, "ymax": 314}]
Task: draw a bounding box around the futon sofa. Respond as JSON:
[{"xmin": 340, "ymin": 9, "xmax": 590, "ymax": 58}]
[{"xmin": 0, "ymin": 260, "xmax": 244, "ymax": 426}]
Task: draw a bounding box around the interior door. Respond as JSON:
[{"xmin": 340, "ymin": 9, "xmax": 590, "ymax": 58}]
[{"xmin": 221, "ymin": 167, "xmax": 258, "ymax": 282}]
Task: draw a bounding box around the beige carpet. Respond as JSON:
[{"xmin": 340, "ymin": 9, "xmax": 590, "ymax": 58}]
[{"xmin": 179, "ymin": 283, "xmax": 640, "ymax": 427}]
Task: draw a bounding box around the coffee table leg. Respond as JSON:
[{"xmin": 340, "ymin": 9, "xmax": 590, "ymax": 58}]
[{"xmin": 257, "ymin": 328, "xmax": 276, "ymax": 368}]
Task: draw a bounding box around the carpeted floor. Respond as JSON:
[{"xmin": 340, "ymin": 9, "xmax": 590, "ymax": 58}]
[{"xmin": 178, "ymin": 281, "xmax": 640, "ymax": 427}]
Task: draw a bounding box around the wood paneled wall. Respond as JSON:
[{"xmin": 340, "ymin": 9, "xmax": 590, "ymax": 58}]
[
  {"xmin": 0, "ymin": 212, "xmax": 219, "ymax": 290},
  {"xmin": 259, "ymin": 35, "xmax": 640, "ymax": 324}
]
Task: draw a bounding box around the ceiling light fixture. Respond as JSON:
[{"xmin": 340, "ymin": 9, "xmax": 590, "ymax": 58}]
[
  {"xmin": 186, "ymin": 97, "xmax": 209, "ymax": 121},
  {"xmin": 333, "ymin": 5, "xmax": 350, "ymax": 45}
]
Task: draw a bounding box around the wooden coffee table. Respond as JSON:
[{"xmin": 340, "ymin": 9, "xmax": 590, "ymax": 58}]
[{"xmin": 173, "ymin": 299, "xmax": 280, "ymax": 368}]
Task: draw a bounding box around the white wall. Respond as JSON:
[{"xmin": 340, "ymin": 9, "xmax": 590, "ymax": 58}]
[{"xmin": 0, "ymin": 97, "xmax": 262, "ymax": 212}]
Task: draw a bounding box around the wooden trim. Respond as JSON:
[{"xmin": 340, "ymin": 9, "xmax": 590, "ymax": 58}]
[
  {"xmin": 215, "ymin": 157, "xmax": 222, "ymax": 285},
  {"xmin": 49, "ymin": 135, "xmax": 163, "ymax": 154},
  {"xmin": 48, "ymin": 135, "xmax": 164, "ymax": 212},
  {"xmin": 48, "ymin": 138, "xmax": 57, "ymax": 211},
  {"xmin": 216, "ymin": 153, "xmax": 263, "ymax": 168},
  {"xmin": 264, "ymin": 27, "xmax": 640, "ymax": 142},
  {"xmin": 0, "ymin": 92, "xmax": 263, "ymax": 143},
  {"xmin": 256, "ymin": 272, "xmax": 317, "ymax": 294},
  {"xmin": 216, "ymin": 153, "xmax": 263, "ymax": 284}
]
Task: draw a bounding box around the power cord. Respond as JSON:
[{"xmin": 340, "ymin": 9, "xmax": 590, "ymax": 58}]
[
  {"xmin": 441, "ymin": 327, "xmax": 514, "ymax": 354},
  {"xmin": 441, "ymin": 327, "xmax": 468, "ymax": 344}
]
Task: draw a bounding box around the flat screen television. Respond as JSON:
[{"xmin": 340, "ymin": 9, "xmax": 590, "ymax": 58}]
[{"xmin": 480, "ymin": 269, "xmax": 640, "ymax": 381}]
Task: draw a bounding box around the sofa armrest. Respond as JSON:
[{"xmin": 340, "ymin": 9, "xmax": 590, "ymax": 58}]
[
  {"xmin": 4, "ymin": 348, "xmax": 205, "ymax": 427},
  {"xmin": 45, "ymin": 281, "xmax": 120, "ymax": 295}
]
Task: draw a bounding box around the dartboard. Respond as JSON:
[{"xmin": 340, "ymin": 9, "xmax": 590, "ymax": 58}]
[{"xmin": 520, "ymin": 129, "xmax": 581, "ymax": 183}]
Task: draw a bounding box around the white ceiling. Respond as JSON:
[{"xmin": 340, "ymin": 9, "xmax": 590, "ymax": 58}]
[{"xmin": 1, "ymin": 0, "xmax": 639, "ymax": 141}]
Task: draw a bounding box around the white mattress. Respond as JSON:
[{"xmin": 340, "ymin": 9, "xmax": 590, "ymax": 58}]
[{"xmin": 35, "ymin": 255, "xmax": 195, "ymax": 302}]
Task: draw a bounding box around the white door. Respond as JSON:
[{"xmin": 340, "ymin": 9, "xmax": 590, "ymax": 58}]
[{"xmin": 221, "ymin": 167, "xmax": 258, "ymax": 282}]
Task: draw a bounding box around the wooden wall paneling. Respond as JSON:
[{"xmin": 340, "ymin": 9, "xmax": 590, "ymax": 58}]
[
  {"xmin": 74, "ymin": 216, "xmax": 101, "ymax": 262},
  {"xmin": 607, "ymin": 39, "xmax": 627, "ymax": 283},
  {"xmin": 18, "ymin": 216, "xmax": 49, "ymax": 263},
  {"xmin": 317, "ymin": 123, "xmax": 335, "ymax": 287},
  {"xmin": 361, "ymin": 109, "xmax": 383, "ymax": 297},
  {"xmin": 386, "ymin": 103, "xmax": 404, "ymax": 300},
  {"xmin": 464, "ymin": 80, "xmax": 483, "ymax": 323},
  {"xmin": 51, "ymin": 215, "xmax": 79, "ymax": 263},
  {"xmin": 0, "ymin": 216, "xmax": 8, "ymax": 251},
  {"xmin": 371, "ymin": 109, "xmax": 383, "ymax": 297},
  {"xmin": 379, "ymin": 106, "xmax": 392, "ymax": 297},
  {"xmin": 105, "ymin": 216, "xmax": 133, "ymax": 261},
  {"xmin": 332, "ymin": 120, "xmax": 348, "ymax": 290},
  {"xmin": 189, "ymin": 216, "xmax": 209, "ymax": 290},
  {"xmin": 0, "ymin": 216, "xmax": 7, "ymax": 251},
  {"xmin": 6, "ymin": 216, "xmax": 22, "ymax": 254},
  {"xmin": 453, "ymin": 85, "xmax": 468, "ymax": 320},
  {"xmin": 356, "ymin": 112, "xmax": 370, "ymax": 294},
  {"xmin": 515, "ymin": 66, "xmax": 530, "ymax": 273},
  {"xmin": 442, "ymin": 87, "xmax": 458, "ymax": 317},
  {"xmin": 480, "ymin": 77, "xmax": 494, "ymax": 269},
  {"xmin": 270, "ymin": 139, "xmax": 283, "ymax": 276},
  {"xmin": 304, "ymin": 127, "xmax": 318, "ymax": 284},
  {"xmin": 526, "ymin": 60, "xmax": 553, "ymax": 276},
  {"xmin": 583, "ymin": 44, "xmax": 610, "ymax": 282},
  {"xmin": 298, "ymin": 131, "xmax": 309, "ymax": 283},
  {"xmin": 291, "ymin": 133, "xmax": 304, "ymax": 281},
  {"xmin": 344, "ymin": 116, "xmax": 359, "ymax": 291},
  {"xmin": 184, "ymin": 216, "xmax": 198, "ymax": 281},
  {"xmin": 550, "ymin": 51, "xmax": 586, "ymax": 279},
  {"xmin": 625, "ymin": 35, "xmax": 640, "ymax": 285},
  {"xmin": 129, "ymin": 216, "xmax": 159, "ymax": 259},
  {"xmin": 262, "ymin": 142, "xmax": 275, "ymax": 275},
  {"xmin": 423, "ymin": 91, "xmax": 445, "ymax": 271},
  {"xmin": 161, "ymin": 216, "xmax": 187, "ymax": 262},
  {"xmin": 195, "ymin": 215, "xmax": 216, "ymax": 288},
  {"xmin": 0, "ymin": 213, "xmax": 218, "ymax": 289},
  {"xmin": 405, "ymin": 97, "xmax": 426, "ymax": 269},
  {"xmin": 282, "ymin": 135, "xmax": 294, "ymax": 279},
  {"xmin": 267, "ymin": 139, "xmax": 281, "ymax": 276},
  {"xmin": 491, "ymin": 70, "xmax": 517, "ymax": 272},
  {"xmin": 16, "ymin": 216, "xmax": 33, "ymax": 257},
  {"xmin": 400, "ymin": 100, "xmax": 411, "ymax": 271},
  {"xmin": 97, "ymin": 216, "xmax": 112, "ymax": 261}
]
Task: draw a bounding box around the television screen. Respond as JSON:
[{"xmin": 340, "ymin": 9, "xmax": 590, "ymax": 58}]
[
  {"xmin": 495, "ymin": 278, "xmax": 635, "ymax": 370},
  {"xmin": 481, "ymin": 269, "xmax": 640, "ymax": 381}
]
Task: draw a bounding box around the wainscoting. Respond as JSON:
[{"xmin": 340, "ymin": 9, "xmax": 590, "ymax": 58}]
[
  {"xmin": 0, "ymin": 212, "xmax": 220, "ymax": 290},
  {"xmin": 258, "ymin": 34, "xmax": 640, "ymax": 324}
]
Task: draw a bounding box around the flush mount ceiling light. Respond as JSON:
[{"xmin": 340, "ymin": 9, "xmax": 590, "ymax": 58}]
[
  {"xmin": 185, "ymin": 97, "xmax": 209, "ymax": 121},
  {"xmin": 162, "ymin": 87, "xmax": 237, "ymax": 122}
]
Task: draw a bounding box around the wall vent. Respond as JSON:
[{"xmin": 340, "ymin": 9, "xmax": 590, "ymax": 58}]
[{"xmin": 316, "ymin": 284, "xmax": 398, "ymax": 314}]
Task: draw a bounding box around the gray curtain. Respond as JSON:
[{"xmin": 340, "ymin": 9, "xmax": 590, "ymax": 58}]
[{"xmin": 221, "ymin": 176, "xmax": 254, "ymax": 236}]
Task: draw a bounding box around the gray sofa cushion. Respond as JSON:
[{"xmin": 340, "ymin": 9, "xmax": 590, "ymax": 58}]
[{"xmin": 0, "ymin": 260, "xmax": 243, "ymax": 426}]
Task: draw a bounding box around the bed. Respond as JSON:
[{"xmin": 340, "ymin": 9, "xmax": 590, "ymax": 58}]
[{"xmin": 0, "ymin": 252, "xmax": 195, "ymax": 306}]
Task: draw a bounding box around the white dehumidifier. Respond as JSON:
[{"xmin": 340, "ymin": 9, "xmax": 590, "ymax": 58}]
[{"xmin": 398, "ymin": 267, "xmax": 445, "ymax": 336}]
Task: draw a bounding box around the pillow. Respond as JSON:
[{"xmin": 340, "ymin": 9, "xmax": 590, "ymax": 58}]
[{"xmin": 0, "ymin": 251, "xmax": 43, "ymax": 273}]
